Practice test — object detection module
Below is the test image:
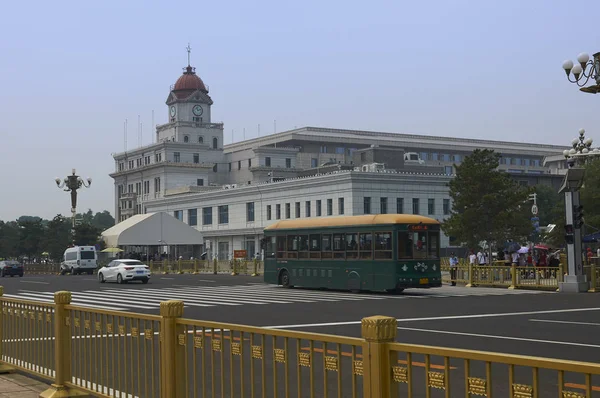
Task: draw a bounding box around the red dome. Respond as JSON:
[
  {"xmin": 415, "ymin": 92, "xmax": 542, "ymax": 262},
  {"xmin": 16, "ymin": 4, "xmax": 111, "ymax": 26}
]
[{"xmin": 173, "ymin": 66, "xmax": 207, "ymax": 94}]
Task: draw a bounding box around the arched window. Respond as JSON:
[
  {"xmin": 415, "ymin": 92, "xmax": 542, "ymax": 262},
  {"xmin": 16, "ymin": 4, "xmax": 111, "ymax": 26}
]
[
  {"xmin": 198, "ymin": 136, "xmax": 204, "ymax": 144},
  {"xmin": 184, "ymin": 135, "xmax": 189, "ymax": 143},
  {"xmin": 212, "ymin": 137, "xmax": 218, "ymax": 149}
]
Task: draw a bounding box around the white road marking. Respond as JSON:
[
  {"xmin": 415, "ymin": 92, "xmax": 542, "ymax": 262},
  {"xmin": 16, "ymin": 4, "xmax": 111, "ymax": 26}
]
[
  {"xmin": 395, "ymin": 326, "xmax": 600, "ymax": 349},
  {"xmin": 160, "ymin": 277, "xmax": 174, "ymax": 280},
  {"xmin": 16, "ymin": 291, "xmax": 155, "ymax": 310},
  {"xmin": 529, "ymin": 319, "xmax": 600, "ymax": 327},
  {"xmin": 19, "ymin": 281, "xmax": 49, "ymax": 285},
  {"xmin": 2, "ymin": 294, "xmax": 127, "ymax": 311},
  {"xmin": 264, "ymin": 307, "xmax": 600, "ymax": 329}
]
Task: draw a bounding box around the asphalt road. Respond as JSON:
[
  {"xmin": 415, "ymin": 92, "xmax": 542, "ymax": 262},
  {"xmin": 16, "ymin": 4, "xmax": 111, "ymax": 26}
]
[{"xmin": 3, "ymin": 273, "xmax": 600, "ymax": 397}]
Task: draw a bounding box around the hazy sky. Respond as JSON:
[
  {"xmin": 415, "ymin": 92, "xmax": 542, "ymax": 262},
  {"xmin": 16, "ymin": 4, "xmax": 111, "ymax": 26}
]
[{"xmin": 1, "ymin": 0, "xmax": 598, "ymax": 221}]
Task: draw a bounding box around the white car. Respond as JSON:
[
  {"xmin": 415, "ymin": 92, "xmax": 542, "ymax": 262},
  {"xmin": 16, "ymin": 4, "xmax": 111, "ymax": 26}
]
[{"xmin": 98, "ymin": 259, "xmax": 151, "ymax": 284}]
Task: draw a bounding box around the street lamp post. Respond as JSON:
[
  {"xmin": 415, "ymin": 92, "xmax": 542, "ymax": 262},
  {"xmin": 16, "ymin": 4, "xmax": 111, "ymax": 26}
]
[
  {"xmin": 558, "ymin": 129, "xmax": 599, "ymax": 293},
  {"xmin": 562, "ymin": 52, "xmax": 600, "ymax": 94},
  {"xmin": 55, "ymin": 169, "xmax": 92, "ymax": 238}
]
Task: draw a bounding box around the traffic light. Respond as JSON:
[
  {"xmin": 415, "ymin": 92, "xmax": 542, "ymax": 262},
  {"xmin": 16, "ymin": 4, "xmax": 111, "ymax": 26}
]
[
  {"xmin": 573, "ymin": 205, "xmax": 584, "ymax": 228},
  {"xmin": 565, "ymin": 224, "xmax": 574, "ymax": 244}
]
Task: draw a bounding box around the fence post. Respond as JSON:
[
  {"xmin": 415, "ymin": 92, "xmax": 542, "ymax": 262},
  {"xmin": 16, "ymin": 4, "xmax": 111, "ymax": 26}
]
[
  {"xmin": 231, "ymin": 259, "xmax": 238, "ymax": 276},
  {"xmin": 40, "ymin": 291, "xmax": 86, "ymax": 398},
  {"xmin": 465, "ymin": 264, "xmax": 473, "ymax": 287},
  {"xmin": 160, "ymin": 300, "xmax": 185, "ymax": 398},
  {"xmin": 361, "ymin": 316, "xmax": 398, "ymax": 398},
  {"xmin": 213, "ymin": 258, "xmax": 217, "ymax": 274},
  {"xmin": 252, "ymin": 258, "xmax": 259, "ymax": 277},
  {"xmin": 508, "ymin": 264, "xmax": 517, "ymax": 289},
  {"xmin": 178, "ymin": 259, "xmax": 182, "ymax": 274},
  {"xmin": 0, "ymin": 287, "xmax": 13, "ymax": 374},
  {"xmin": 193, "ymin": 259, "xmax": 198, "ymax": 274},
  {"xmin": 589, "ymin": 264, "xmax": 597, "ymax": 293}
]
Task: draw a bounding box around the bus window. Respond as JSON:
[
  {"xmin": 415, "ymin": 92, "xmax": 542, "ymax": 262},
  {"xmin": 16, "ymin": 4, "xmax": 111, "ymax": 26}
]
[
  {"xmin": 397, "ymin": 232, "xmax": 413, "ymax": 259},
  {"xmin": 276, "ymin": 236, "xmax": 286, "ymax": 259},
  {"xmin": 359, "ymin": 233, "xmax": 372, "ymax": 259},
  {"xmin": 428, "ymin": 232, "xmax": 439, "ymax": 259},
  {"xmin": 375, "ymin": 232, "xmax": 392, "ymax": 259},
  {"xmin": 345, "ymin": 233, "xmax": 358, "ymax": 259},
  {"xmin": 412, "ymin": 231, "xmax": 427, "ymax": 259},
  {"xmin": 266, "ymin": 236, "xmax": 276, "ymax": 258},
  {"xmin": 287, "ymin": 235, "xmax": 298, "ymax": 259},
  {"xmin": 309, "ymin": 234, "xmax": 321, "ymax": 259},
  {"xmin": 298, "ymin": 235, "xmax": 309, "ymax": 259},
  {"xmin": 333, "ymin": 233, "xmax": 345, "ymax": 259},
  {"xmin": 322, "ymin": 234, "xmax": 333, "ymax": 259}
]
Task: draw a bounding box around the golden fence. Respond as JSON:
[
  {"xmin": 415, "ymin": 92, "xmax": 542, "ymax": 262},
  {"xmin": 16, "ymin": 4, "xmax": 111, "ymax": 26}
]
[{"xmin": 1, "ymin": 288, "xmax": 600, "ymax": 397}]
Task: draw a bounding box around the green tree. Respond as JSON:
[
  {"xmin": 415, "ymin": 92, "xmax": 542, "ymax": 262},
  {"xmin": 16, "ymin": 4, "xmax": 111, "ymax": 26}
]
[
  {"xmin": 92, "ymin": 210, "xmax": 115, "ymax": 231},
  {"xmin": 0, "ymin": 221, "xmax": 19, "ymax": 259},
  {"xmin": 18, "ymin": 219, "xmax": 45, "ymax": 260},
  {"xmin": 73, "ymin": 223, "xmax": 102, "ymax": 246},
  {"xmin": 44, "ymin": 215, "xmax": 71, "ymax": 262},
  {"xmin": 580, "ymin": 157, "xmax": 600, "ymax": 230},
  {"xmin": 442, "ymin": 149, "xmax": 532, "ymax": 256}
]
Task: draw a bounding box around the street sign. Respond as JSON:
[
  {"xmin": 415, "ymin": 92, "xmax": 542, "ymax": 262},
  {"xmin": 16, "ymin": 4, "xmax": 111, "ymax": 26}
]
[{"xmin": 531, "ymin": 204, "xmax": 538, "ymax": 215}]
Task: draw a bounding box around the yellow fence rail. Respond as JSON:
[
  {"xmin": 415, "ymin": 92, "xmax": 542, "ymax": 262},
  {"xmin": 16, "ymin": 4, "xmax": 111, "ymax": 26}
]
[{"xmin": 1, "ymin": 287, "xmax": 600, "ymax": 397}]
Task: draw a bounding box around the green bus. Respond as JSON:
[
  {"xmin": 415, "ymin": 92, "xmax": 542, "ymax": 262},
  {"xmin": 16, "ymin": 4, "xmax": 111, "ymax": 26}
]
[{"xmin": 263, "ymin": 214, "xmax": 441, "ymax": 293}]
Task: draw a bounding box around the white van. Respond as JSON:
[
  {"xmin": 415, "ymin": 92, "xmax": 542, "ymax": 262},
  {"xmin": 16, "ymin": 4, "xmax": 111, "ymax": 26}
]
[{"xmin": 61, "ymin": 246, "xmax": 98, "ymax": 275}]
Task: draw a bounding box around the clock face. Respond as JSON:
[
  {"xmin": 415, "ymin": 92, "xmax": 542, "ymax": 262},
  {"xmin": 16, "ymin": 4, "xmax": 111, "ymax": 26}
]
[
  {"xmin": 170, "ymin": 106, "xmax": 176, "ymax": 117},
  {"xmin": 192, "ymin": 105, "xmax": 203, "ymax": 116}
]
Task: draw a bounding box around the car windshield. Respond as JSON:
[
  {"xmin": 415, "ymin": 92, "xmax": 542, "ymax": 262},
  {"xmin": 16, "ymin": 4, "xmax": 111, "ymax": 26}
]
[{"xmin": 120, "ymin": 260, "xmax": 144, "ymax": 266}]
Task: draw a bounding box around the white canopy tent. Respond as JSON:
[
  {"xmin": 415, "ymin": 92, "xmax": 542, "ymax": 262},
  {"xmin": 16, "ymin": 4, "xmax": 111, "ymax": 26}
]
[{"xmin": 101, "ymin": 212, "xmax": 203, "ymax": 248}]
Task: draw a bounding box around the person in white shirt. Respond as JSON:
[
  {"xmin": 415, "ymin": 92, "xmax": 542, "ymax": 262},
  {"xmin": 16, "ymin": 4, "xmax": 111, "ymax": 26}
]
[
  {"xmin": 511, "ymin": 251, "xmax": 519, "ymax": 265},
  {"xmin": 469, "ymin": 250, "xmax": 476, "ymax": 265},
  {"xmin": 477, "ymin": 251, "xmax": 485, "ymax": 265}
]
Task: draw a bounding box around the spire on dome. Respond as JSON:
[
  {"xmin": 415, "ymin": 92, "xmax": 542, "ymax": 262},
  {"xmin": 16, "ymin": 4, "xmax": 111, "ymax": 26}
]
[{"xmin": 186, "ymin": 43, "xmax": 192, "ymax": 67}]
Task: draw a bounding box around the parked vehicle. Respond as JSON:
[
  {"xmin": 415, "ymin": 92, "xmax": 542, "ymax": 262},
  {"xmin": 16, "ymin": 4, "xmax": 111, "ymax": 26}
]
[
  {"xmin": 61, "ymin": 246, "xmax": 97, "ymax": 275},
  {"xmin": 0, "ymin": 261, "xmax": 24, "ymax": 277},
  {"xmin": 97, "ymin": 259, "xmax": 151, "ymax": 284}
]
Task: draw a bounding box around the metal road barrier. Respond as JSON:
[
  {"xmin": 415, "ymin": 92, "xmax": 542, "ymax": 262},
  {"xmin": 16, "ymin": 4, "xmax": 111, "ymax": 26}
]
[
  {"xmin": 1, "ymin": 288, "xmax": 600, "ymax": 397},
  {"xmin": 147, "ymin": 258, "xmax": 263, "ymax": 276},
  {"xmin": 21, "ymin": 263, "xmax": 61, "ymax": 275}
]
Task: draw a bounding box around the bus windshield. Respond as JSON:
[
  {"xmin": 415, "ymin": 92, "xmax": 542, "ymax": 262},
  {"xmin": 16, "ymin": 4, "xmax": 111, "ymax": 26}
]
[{"xmin": 398, "ymin": 231, "xmax": 439, "ymax": 259}]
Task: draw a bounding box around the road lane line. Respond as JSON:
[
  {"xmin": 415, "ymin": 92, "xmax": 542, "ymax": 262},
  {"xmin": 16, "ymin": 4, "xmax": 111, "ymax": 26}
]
[
  {"xmin": 15, "ymin": 291, "xmax": 155, "ymax": 310},
  {"xmin": 395, "ymin": 326, "xmax": 600, "ymax": 349},
  {"xmin": 99, "ymin": 289, "xmax": 253, "ymax": 306},
  {"xmin": 160, "ymin": 277, "xmax": 174, "ymax": 280},
  {"xmin": 2, "ymin": 294, "xmax": 127, "ymax": 311},
  {"xmin": 264, "ymin": 307, "xmax": 600, "ymax": 329},
  {"xmin": 19, "ymin": 281, "xmax": 49, "ymax": 284},
  {"xmin": 529, "ymin": 319, "xmax": 600, "ymax": 326},
  {"xmin": 131, "ymin": 287, "xmax": 290, "ymax": 305}
]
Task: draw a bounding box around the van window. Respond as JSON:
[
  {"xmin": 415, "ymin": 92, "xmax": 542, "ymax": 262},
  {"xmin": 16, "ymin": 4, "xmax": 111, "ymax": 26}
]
[
  {"xmin": 80, "ymin": 251, "xmax": 95, "ymax": 260},
  {"xmin": 65, "ymin": 252, "xmax": 77, "ymax": 261}
]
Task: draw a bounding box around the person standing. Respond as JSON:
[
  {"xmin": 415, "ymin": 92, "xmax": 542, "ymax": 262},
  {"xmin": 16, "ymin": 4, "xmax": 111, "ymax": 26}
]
[{"xmin": 449, "ymin": 252, "xmax": 458, "ymax": 286}]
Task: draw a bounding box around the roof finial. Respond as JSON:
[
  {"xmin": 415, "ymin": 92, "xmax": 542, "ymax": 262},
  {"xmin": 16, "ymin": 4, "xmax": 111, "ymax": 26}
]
[{"xmin": 186, "ymin": 43, "xmax": 192, "ymax": 66}]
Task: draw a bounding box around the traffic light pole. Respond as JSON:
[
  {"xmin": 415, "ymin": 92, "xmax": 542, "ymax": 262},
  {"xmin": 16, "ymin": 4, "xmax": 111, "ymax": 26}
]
[{"xmin": 559, "ymin": 189, "xmax": 588, "ymax": 292}]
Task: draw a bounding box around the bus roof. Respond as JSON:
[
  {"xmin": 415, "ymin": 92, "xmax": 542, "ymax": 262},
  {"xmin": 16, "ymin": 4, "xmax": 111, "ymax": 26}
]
[{"xmin": 264, "ymin": 214, "xmax": 440, "ymax": 231}]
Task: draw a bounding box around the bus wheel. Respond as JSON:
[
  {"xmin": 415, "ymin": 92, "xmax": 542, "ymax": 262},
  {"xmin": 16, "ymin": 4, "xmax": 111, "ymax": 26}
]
[{"xmin": 279, "ymin": 270, "xmax": 291, "ymax": 287}]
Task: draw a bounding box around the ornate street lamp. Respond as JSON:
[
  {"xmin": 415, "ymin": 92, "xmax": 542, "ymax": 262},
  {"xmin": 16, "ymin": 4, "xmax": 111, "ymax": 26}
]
[
  {"xmin": 55, "ymin": 169, "xmax": 92, "ymax": 234},
  {"xmin": 558, "ymin": 129, "xmax": 599, "ymax": 293},
  {"xmin": 562, "ymin": 52, "xmax": 600, "ymax": 94}
]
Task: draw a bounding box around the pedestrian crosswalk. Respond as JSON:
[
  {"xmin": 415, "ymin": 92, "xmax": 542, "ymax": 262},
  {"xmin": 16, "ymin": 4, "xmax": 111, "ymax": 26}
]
[{"xmin": 3, "ymin": 284, "xmax": 553, "ymax": 311}]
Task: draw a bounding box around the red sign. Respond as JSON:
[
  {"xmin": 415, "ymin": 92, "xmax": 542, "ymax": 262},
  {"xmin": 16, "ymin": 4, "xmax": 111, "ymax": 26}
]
[
  {"xmin": 234, "ymin": 250, "xmax": 247, "ymax": 259},
  {"xmin": 409, "ymin": 224, "xmax": 429, "ymax": 231}
]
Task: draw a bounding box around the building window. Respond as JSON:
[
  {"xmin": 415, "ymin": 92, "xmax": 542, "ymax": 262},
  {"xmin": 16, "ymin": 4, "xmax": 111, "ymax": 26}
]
[
  {"xmin": 174, "ymin": 152, "xmax": 181, "ymax": 163},
  {"xmin": 286, "ymin": 158, "xmax": 291, "ymax": 168},
  {"xmin": 396, "ymin": 198, "xmax": 404, "ymax": 213},
  {"xmin": 248, "ymin": 159, "xmax": 252, "ymax": 168},
  {"xmin": 197, "ymin": 179, "xmax": 204, "ymax": 186},
  {"xmin": 184, "ymin": 135, "xmax": 189, "ymax": 143},
  {"xmin": 443, "ymin": 199, "xmax": 450, "ymax": 215},
  {"xmin": 154, "ymin": 177, "xmax": 161, "ymax": 193},
  {"xmin": 174, "ymin": 210, "xmax": 183, "ymax": 221},
  {"xmin": 218, "ymin": 205, "xmax": 229, "ymax": 224},
  {"xmin": 444, "ymin": 166, "xmax": 453, "ymax": 175},
  {"xmin": 238, "ymin": 160, "xmax": 241, "ymax": 170},
  {"xmin": 118, "ymin": 163, "xmax": 124, "ymax": 171},
  {"xmin": 228, "ymin": 163, "xmax": 232, "ymax": 172},
  {"xmin": 428, "ymin": 199, "xmax": 435, "ymax": 215},
  {"xmin": 286, "ymin": 203, "xmax": 291, "ymax": 219},
  {"xmin": 335, "ymin": 147, "xmax": 344, "ymax": 154},
  {"xmin": 305, "ymin": 201, "xmax": 311, "ymax": 217},
  {"xmin": 198, "ymin": 136, "xmax": 204, "ymax": 144},
  {"xmin": 188, "ymin": 209, "xmax": 197, "ymax": 226},
  {"xmin": 202, "ymin": 207, "xmax": 212, "ymax": 225},
  {"xmin": 213, "ymin": 164, "xmax": 217, "ymax": 172},
  {"xmin": 316, "ymin": 200, "xmax": 322, "ymax": 216},
  {"xmin": 247, "ymin": 202, "xmax": 255, "ymax": 222},
  {"xmin": 276, "ymin": 204, "xmax": 281, "ymax": 220},
  {"xmin": 267, "ymin": 205, "xmax": 272, "ymax": 220},
  {"xmin": 193, "ymin": 153, "xmax": 199, "ymax": 164},
  {"xmin": 212, "ymin": 137, "xmax": 218, "ymax": 149},
  {"xmin": 295, "ymin": 202, "xmax": 301, "ymax": 218},
  {"xmin": 412, "ymin": 198, "xmax": 420, "ymax": 214},
  {"xmin": 380, "ymin": 197, "xmax": 388, "ymax": 214},
  {"xmin": 320, "ymin": 146, "xmax": 327, "ymax": 153},
  {"xmin": 265, "ymin": 157, "xmax": 271, "ymax": 167},
  {"xmin": 338, "ymin": 198, "xmax": 344, "ymax": 215},
  {"xmin": 364, "ymin": 197, "xmax": 371, "ymax": 214}
]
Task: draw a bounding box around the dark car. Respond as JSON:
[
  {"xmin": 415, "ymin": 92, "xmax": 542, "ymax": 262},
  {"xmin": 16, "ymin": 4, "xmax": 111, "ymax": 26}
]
[{"xmin": 0, "ymin": 261, "xmax": 24, "ymax": 277}]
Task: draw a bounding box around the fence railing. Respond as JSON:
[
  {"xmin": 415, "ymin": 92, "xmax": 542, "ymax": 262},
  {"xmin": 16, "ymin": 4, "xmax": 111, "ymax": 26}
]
[{"xmin": 1, "ymin": 288, "xmax": 600, "ymax": 397}]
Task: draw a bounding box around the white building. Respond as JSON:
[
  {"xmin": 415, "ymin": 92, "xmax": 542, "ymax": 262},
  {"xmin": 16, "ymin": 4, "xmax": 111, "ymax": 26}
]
[{"xmin": 110, "ymin": 61, "xmax": 569, "ymax": 259}]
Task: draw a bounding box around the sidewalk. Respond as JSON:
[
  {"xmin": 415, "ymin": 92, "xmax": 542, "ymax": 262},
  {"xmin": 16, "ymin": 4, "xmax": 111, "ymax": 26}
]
[{"xmin": 0, "ymin": 373, "xmax": 49, "ymax": 397}]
